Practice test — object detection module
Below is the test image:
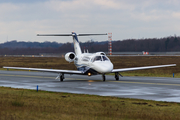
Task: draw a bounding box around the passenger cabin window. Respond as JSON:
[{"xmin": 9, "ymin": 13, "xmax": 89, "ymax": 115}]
[{"xmin": 82, "ymin": 57, "xmax": 90, "ymax": 62}]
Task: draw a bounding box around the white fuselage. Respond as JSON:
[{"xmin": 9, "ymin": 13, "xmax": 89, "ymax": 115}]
[{"xmin": 74, "ymin": 52, "xmax": 113, "ymax": 74}]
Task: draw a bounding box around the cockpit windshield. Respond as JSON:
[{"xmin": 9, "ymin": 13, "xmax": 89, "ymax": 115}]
[
  {"xmin": 93, "ymin": 56, "xmax": 102, "ymax": 62},
  {"xmin": 92, "ymin": 56, "xmax": 109, "ymax": 62}
]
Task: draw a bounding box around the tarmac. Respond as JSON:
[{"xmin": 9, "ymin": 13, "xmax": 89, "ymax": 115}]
[{"xmin": 0, "ymin": 70, "xmax": 180, "ymax": 102}]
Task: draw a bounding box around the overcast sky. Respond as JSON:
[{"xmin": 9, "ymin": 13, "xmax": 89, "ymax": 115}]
[{"xmin": 0, "ymin": 0, "xmax": 180, "ymax": 43}]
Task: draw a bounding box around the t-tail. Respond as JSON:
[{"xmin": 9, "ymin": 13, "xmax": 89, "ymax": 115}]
[
  {"xmin": 71, "ymin": 32, "xmax": 82, "ymax": 55},
  {"xmin": 37, "ymin": 32, "xmax": 107, "ymax": 55}
]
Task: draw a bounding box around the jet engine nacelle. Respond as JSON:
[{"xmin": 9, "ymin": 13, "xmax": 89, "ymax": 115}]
[{"xmin": 65, "ymin": 52, "xmax": 76, "ymax": 62}]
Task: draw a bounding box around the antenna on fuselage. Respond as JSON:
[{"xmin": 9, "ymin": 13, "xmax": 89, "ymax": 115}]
[{"xmin": 84, "ymin": 47, "xmax": 86, "ymax": 53}]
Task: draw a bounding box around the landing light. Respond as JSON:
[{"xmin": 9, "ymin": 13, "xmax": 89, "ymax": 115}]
[{"xmin": 88, "ymin": 73, "xmax": 91, "ymax": 76}]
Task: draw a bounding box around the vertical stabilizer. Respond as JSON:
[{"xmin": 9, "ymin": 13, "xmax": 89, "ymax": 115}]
[{"xmin": 72, "ymin": 32, "xmax": 82, "ymax": 55}]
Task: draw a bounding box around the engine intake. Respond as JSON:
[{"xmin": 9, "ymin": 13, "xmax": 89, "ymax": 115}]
[{"xmin": 65, "ymin": 52, "xmax": 76, "ymax": 62}]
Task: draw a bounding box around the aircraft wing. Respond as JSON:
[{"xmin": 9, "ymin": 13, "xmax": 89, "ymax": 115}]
[
  {"xmin": 3, "ymin": 66, "xmax": 84, "ymax": 74},
  {"xmin": 111, "ymin": 64, "xmax": 176, "ymax": 73}
]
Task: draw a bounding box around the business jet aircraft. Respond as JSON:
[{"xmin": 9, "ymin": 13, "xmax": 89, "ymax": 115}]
[{"xmin": 3, "ymin": 32, "xmax": 176, "ymax": 81}]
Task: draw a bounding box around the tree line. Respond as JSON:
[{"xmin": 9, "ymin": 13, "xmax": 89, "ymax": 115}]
[{"xmin": 0, "ymin": 35, "xmax": 180, "ymax": 55}]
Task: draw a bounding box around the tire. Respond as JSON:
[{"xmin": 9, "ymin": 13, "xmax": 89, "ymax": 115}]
[
  {"xmin": 102, "ymin": 74, "xmax": 106, "ymax": 81},
  {"xmin": 60, "ymin": 75, "xmax": 64, "ymax": 82},
  {"xmin": 115, "ymin": 73, "xmax": 119, "ymax": 81},
  {"xmin": 115, "ymin": 75, "xmax": 119, "ymax": 81}
]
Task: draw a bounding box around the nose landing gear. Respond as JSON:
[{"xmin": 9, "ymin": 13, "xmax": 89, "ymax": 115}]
[{"xmin": 102, "ymin": 74, "xmax": 106, "ymax": 81}]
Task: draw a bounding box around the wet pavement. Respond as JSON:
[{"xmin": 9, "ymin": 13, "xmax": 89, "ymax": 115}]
[{"xmin": 0, "ymin": 70, "xmax": 180, "ymax": 102}]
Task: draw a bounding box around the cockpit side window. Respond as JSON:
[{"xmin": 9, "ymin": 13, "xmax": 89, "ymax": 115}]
[
  {"xmin": 102, "ymin": 56, "xmax": 109, "ymax": 61},
  {"xmin": 93, "ymin": 56, "xmax": 102, "ymax": 62}
]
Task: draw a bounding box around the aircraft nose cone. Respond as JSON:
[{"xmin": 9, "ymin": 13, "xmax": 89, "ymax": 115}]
[
  {"xmin": 102, "ymin": 63, "xmax": 113, "ymax": 73},
  {"xmin": 93, "ymin": 62, "xmax": 113, "ymax": 73}
]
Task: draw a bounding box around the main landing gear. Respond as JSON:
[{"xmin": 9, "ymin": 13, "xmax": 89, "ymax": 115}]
[
  {"xmin": 60, "ymin": 73, "xmax": 64, "ymax": 82},
  {"xmin": 115, "ymin": 72, "xmax": 123, "ymax": 81},
  {"xmin": 102, "ymin": 73, "xmax": 123, "ymax": 81},
  {"xmin": 56, "ymin": 73, "xmax": 64, "ymax": 82},
  {"xmin": 115, "ymin": 72, "xmax": 119, "ymax": 80}
]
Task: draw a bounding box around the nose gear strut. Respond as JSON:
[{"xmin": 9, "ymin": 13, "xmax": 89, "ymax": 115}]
[{"xmin": 102, "ymin": 74, "xmax": 106, "ymax": 81}]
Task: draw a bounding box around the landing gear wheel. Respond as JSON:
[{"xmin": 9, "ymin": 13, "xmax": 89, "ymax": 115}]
[
  {"xmin": 115, "ymin": 72, "xmax": 119, "ymax": 81},
  {"xmin": 60, "ymin": 74, "xmax": 64, "ymax": 82},
  {"xmin": 102, "ymin": 74, "xmax": 106, "ymax": 81}
]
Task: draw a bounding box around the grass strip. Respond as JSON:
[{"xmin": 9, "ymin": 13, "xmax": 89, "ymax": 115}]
[{"xmin": 0, "ymin": 87, "xmax": 180, "ymax": 120}]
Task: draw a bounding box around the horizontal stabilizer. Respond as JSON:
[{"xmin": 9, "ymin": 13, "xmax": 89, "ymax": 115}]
[
  {"xmin": 37, "ymin": 33, "xmax": 107, "ymax": 36},
  {"xmin": 37, "ymin": 34, "xmax": 72, "ymax": 36},
  {"xmin": 78, "ymin": 33, "xmax": 107, "ymax": 36}
]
